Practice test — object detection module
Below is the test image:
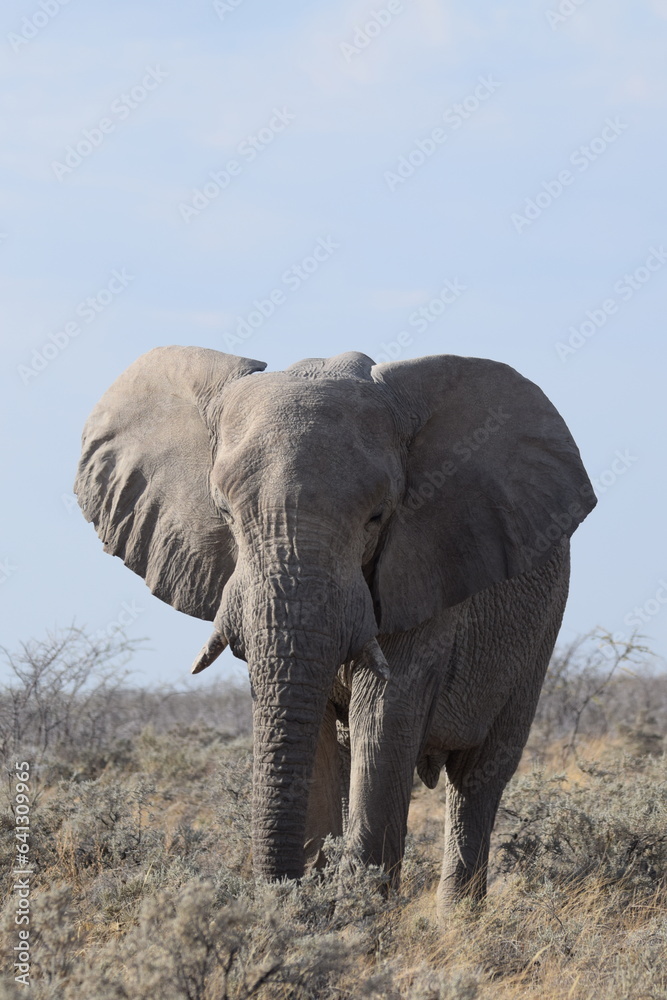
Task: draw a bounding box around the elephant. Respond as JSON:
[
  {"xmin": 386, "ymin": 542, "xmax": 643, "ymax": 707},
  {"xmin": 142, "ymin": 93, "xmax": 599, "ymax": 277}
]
[{"xmin": 74, "ymin": 347, "xmax": 596, "ymax": 912}]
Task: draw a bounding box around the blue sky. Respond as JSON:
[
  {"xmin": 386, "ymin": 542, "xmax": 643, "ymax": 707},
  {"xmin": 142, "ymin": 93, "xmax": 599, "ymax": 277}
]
[{"xmin": 2, "ymin": 0, "xmax": 666, "ymax": 683}]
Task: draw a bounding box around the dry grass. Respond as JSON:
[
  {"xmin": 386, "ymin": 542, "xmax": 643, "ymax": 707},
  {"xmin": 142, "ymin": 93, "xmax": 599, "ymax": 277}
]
[{"xmin": 1, "ymin": 629, "xmax": 666, "ymax": 999}]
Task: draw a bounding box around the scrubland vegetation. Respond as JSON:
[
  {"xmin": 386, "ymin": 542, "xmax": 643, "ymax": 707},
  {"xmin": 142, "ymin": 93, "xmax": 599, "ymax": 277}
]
[{"xmin": 1, "ymin": 627, "xmax": 666, "ymax": 999}]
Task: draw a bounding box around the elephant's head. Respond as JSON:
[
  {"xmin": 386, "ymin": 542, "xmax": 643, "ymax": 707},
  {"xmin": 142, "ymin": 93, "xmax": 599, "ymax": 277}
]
[{"xmin": 75, "ymin": 347, "xmax": 595, "ymax": 879}]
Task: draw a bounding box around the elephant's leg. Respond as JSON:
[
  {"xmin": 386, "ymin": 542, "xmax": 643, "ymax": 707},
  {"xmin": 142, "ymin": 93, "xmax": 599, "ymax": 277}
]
[
  {"xmin": 437, "ymin": 740, "xmax": 520, "ymax": 911},
  {"xmin": 345, "ymin": 684, "xmax": 418, "ymax": 885},
  {"xmin": 436, "ymin": 638, "xmax": 555, "ymax": 912},
  {"xmin": 304, "ymin": 700, "xmax": 344, "ymax": 869},
  {"xmin": 435, "ymin": 570, "xmax": 569, "ymax": 913},
  {"xmin": 346, "ymin": 634, "xmax": 449, "ymax": 887}
]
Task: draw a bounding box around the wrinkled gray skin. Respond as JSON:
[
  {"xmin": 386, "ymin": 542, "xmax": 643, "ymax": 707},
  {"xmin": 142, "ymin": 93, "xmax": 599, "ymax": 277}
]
[{"xmin": 75, "ymin": 348, "xmax": 596, "ymax": 913}]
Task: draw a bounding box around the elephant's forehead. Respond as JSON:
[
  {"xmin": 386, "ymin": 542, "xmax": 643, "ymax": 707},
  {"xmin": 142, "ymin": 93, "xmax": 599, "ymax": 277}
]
[
  {"xmin": 221, "ymin": 373, "xmax": 395, "ymax": 436},
  {"xmin": 214, "ymin": 374, "xmax": 401, "ymax": 504}
]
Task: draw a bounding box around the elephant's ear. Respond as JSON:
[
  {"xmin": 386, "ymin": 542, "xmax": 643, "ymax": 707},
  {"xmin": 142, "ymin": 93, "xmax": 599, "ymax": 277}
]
[
  {"xmin": 371, "ymin": 355, "xmax": 596, "ymax": 633},
  {"xmin": 74, "ymin": 346, "xmax": 266, "ymax": 620}
]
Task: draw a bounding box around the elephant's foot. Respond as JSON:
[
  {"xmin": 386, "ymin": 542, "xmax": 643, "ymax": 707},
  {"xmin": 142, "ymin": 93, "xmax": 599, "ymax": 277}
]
[
  {"xmin": 334, "ymin": 850, "xmax": 395, "ymax": 918},
  {"xmin": 436, "ymin": 864, "xmax": 488, "ymax": 920}
]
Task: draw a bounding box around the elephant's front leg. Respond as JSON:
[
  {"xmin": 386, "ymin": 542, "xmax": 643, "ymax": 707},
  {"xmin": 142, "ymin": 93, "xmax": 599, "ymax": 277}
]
[{"xmin": 345, "ymin": 644, "xmax": 443, "ymax": 887}]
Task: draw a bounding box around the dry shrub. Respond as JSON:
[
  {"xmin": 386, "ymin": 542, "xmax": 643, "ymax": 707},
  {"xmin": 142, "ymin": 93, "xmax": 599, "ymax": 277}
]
[
  {"xmin": 1, "ymin": 628, "xmax": 666, "ymax": 999},
  {"xmin": 496, "ymin": 750, "xmax": 667, "ymax": 894},
  {"xmin": 0, "ymin": 627, "xmax": 252, "ymax": 784},
  {"xmin": 11, "ymin": 800, "xmax": 667, "ymax": 1000},
  {"xmin": 528, "ymin": 629, "xmax": 665, "ymax": 761},
  {"xmin": 13, "ymin": 858, "xmax": 390, "ymax": 1000}
]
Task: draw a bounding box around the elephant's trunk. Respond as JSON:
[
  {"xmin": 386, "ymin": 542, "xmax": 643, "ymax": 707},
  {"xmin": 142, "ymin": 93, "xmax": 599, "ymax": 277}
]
[
  {"xmin": 247, "ymin": 626, "xmax": 340, "ymax": 881},
  {"xmin": 216, "ymin": 516, "xmax": 380, "ymax": 881}
]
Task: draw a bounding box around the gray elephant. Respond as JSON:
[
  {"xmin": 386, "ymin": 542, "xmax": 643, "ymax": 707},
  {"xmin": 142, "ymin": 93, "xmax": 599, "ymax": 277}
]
[{"xmin": 74, "ymin": 347, "xmax": 595, "ymax": 912}]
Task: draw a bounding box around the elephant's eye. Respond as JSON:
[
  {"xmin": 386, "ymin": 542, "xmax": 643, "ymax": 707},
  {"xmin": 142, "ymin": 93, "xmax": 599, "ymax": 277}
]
[
  {"xmin": 367, "ymin": 507, "xmax": 384, "ymax": 525},
  {"xmin": 213, "ymin": 487, "xmax": 233, "ymax": 523}
]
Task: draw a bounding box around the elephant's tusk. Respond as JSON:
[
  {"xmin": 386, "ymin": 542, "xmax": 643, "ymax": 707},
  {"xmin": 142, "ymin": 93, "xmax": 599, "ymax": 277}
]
[
  {"xmin": 358, "ymin": 637, "xmax": 391, "ymax": 682},
  {"xmin": 191, "ymin": 631, "xmax": 228, "ymax": 674}
]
